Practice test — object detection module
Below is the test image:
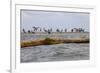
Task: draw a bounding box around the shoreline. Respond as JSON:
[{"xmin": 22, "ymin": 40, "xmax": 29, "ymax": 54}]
[{"xmin": 21, "ymin": 38, "xmax": 89, "ymax": 48}]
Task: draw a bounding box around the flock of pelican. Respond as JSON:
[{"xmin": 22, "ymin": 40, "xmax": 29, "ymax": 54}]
[{"xmin": 22, "ymin": 26, "xmax": 85, "ymax": 34}]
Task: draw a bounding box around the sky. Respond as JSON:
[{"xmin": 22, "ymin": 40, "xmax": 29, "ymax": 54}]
[{"xmin": 21, "ymin": 10, "xmax": 90, "ymax": 32}]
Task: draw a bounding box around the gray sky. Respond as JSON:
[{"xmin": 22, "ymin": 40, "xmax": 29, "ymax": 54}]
[{"xmin": 21, "ymin": 10, "xmax": 90, "ymax": 32}]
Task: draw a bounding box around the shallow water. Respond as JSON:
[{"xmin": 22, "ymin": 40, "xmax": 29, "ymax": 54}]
[
  {"xmin": 21, "ymin": 43, "xmax": 89, "ymax": 62},
  {"xmin": 21, "ymin": 33, "xmax": 89, "ymax": 63},
  {"xmin": 21, "ymin": 33, "xmax": 89, "ymax": 41}
]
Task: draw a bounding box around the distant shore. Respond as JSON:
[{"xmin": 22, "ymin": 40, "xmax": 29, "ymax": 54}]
[{"xmin": 21, "ymin": 32, "xmax": 89, "ymax": 35}]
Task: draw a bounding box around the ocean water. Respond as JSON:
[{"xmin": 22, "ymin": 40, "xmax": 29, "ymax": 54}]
[{"xmin": 21, "ymin": 33, "xmax": 89, "ymax": 63}]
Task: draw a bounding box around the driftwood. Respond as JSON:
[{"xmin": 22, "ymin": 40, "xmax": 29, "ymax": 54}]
[{"xmin": 21, "ymin": 38, "xmax": 89, "ymax": 48}]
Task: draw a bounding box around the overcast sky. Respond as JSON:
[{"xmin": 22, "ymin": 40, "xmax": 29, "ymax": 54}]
[{"xmin": 21, "ymin": 10, "xmax": 90, "ymax": 32}]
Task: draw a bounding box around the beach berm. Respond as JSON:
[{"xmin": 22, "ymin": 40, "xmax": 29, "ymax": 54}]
[{"xmin": 21, "ymin": 38, "xmax": 89, "ymax": 48}]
